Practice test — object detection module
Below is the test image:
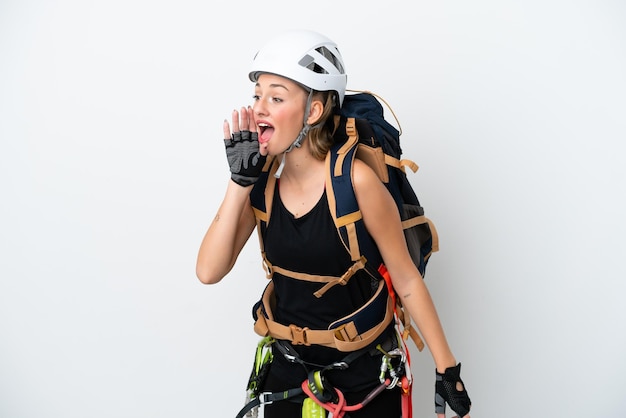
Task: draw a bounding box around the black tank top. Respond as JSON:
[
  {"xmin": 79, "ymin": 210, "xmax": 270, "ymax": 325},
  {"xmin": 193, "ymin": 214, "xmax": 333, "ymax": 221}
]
[
  {"xmin": 263, "ymin": 186, "xmax": 389, "ymax": 391},
  {"xmin": 265, "ymin": 187, "xmax": 374, "ymax": 328}
]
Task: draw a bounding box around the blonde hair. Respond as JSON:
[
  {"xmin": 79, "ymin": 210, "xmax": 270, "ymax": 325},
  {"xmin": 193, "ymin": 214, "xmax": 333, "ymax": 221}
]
[{"xmin": 306, "ymin": 92, "xmax": 338, "ymax": 160}]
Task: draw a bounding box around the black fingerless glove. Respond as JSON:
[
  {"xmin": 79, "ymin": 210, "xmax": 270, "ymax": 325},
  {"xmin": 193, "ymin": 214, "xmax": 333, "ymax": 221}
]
[
  {"xmin": 224, "ymin": 130, "xmax": 266, "ymax": 187},
  {"xmin": 435, "ymin": 363, "xmax": 471, "ymax": 417}
]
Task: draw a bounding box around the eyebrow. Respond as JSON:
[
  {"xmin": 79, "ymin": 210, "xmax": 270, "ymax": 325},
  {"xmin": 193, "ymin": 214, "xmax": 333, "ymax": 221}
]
[{"xmin": 255, "ymin": 82, "xmax": 290, "ymax": 91}]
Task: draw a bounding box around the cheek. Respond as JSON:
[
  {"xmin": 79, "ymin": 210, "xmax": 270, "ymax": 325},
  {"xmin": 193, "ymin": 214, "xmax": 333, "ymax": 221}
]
[{"xmin": 277, "ymin": 108, "xmax": 305, "ymax": 135}]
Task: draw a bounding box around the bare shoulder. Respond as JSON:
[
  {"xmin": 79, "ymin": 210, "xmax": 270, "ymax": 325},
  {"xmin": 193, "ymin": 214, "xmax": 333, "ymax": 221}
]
[
  {"xmin": 352, "ymin": 158, "xmax": 404, "ymax": 246},
  {"xmin": 352, "ymin": 159, "xmax": 396, "ymax": 212},
  {"xmin": 352, "ymin": 158, "xmax": 383, "ymax": 191}
]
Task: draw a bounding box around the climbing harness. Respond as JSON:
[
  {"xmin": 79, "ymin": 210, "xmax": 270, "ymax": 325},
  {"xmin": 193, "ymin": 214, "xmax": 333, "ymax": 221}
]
[
  {"xmin": 236, "ymin": 334, "xmax": 412, "ymax": 418},
  {"xmin": 296, "ymin": 339, "xmax": 411, "ymax": 418}
]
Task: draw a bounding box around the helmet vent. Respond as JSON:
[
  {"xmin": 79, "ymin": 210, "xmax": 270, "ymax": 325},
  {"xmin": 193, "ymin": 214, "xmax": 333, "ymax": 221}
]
[
  {"xmin": 298, "ymin": 46, "xmax": 345, "ymax": 75},
  {"xmin": 317, "ymin": 46, "xmax": 345, "ymax": 73}
]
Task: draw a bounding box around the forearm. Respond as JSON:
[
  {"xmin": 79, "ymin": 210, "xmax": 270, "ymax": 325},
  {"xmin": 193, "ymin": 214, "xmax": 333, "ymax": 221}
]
[
  {"xmin": 395, "ymin": 277, "xmax": 457, "ymax": 372},
  {"xmin": 196, "ymin": 180, "xmax": 255, "ymax": 284}
]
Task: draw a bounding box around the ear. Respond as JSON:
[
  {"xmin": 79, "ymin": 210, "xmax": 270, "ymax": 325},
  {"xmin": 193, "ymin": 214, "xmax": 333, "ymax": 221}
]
[{"xmin": 306, "ymin": 98, "xmax": 325, "ymax": 125}]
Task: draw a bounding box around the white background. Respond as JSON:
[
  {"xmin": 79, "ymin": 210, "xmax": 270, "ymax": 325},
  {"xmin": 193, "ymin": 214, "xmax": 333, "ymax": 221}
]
[{"xmin": 1, "ymin": 1, "xmax": 625, "ymax": 417}]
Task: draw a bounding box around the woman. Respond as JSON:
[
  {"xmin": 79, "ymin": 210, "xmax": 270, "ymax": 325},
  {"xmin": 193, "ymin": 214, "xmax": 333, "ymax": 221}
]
[{"xmin": 196, "ymin": 29, "xmax": 472, "ymax": 418}]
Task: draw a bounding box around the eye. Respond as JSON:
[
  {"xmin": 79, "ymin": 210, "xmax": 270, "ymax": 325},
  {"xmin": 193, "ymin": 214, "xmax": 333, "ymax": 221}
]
[
  {"xmin": 271, "ymin": 96, "xmax": 283, "ymax": 103},
  {"xmin": 252, "ymin": 94, "xmax": 260, "ymax": 101}
]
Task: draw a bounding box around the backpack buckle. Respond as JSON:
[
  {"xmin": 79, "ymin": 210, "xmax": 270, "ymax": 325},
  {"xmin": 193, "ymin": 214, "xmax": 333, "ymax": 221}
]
[{"xmin": 288, "ymin": 324, "xmax": 311, "ymax": 346}]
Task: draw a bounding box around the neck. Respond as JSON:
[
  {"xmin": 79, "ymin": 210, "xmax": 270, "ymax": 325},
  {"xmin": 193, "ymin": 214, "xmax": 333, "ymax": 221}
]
[
  {"xmin": 279, "ymin": 150, "xmax": 325, "ymax": 185},
  {"xmin": 277, "ymin": 151, "xmax": 326, "ymax": 219}
]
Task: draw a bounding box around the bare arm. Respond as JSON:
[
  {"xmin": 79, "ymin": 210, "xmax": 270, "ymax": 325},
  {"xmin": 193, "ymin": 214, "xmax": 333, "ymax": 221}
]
[
  {"xmin": 353, "ymin": 160, "xmax": 457, "ymax": 372},
  {"xmin": 195, "ymin": 180, "xmax": 257, "ymax": 284},
  {"xmin": 196, "ymin": 106, "xmax": 261, "ymax": 284}
]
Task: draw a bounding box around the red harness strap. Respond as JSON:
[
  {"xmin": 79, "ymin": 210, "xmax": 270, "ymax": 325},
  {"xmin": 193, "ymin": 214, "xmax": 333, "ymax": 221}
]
[
  {"xmin": 301, "ymin": 378, "xmax": 390, "ymax": 418},
  {"xmin": 379, "ymin": 264, "xmax": 413, "ymax": 418},
  {"xmin": 401, "ymin": 375, "xmax": 412, "ymax": 418}
]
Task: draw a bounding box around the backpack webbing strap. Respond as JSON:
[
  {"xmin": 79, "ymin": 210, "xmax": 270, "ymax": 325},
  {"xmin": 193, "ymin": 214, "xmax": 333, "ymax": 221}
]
[
  {"xmin": 252, "ymin": 158, "xmax": 279, "ymax": 278},
  {"xmin": 402, "ymin": 216, "xmax": 439, "ymax": 255},
  {"xmin": 397, "ymin": 311, "xmax": 425, "ymax": 352},
  {"xmin": 332, "ymin": 115, "xmax": 359, "ymax": 176},
  {"xmin": 254, "ymin": 302, "xmax": 336, "ymax": 347},
  {"xmin": 313, "ymin": 256, "xmax": 366, "ymax": 298},
  {"xmin": 386, "ymin": 155, "xmax": 419, "ymax": 174},
  {"xmin": 426, "ymin": 218, "xmax": 439, "ymax": 253},
  {"xmin": 259, "ymin": 255, "xmax": 368, "ymax": 298},
  {"xmin": 253, "ymin": 280, "xmax": 395, "ymax": 352},
  {"xmin": 326, "ymin": 118, "xmax": 363, "ymax": 262}
]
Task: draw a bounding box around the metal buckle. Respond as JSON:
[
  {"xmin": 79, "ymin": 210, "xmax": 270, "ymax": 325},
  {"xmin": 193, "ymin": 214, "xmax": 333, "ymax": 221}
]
[{"xmin": 259, "ymin": 392, "xmax": 274, "ymax": 405}]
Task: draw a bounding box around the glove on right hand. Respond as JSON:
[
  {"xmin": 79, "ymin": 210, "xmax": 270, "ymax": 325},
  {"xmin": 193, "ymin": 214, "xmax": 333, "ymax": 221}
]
[
  {"xmin": 435, "ymin": 363, "xmax": 471, "ymax": 417},
  {"xmin": 224, "ymin": 130, "xmax": 266, "ymax": 187}
]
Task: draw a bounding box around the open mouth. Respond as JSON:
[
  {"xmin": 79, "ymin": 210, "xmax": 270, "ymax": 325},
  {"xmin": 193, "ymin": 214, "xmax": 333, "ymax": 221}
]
[{"xmin": 258, "ymin": 123, "xmax": 274, "ymax": 144}]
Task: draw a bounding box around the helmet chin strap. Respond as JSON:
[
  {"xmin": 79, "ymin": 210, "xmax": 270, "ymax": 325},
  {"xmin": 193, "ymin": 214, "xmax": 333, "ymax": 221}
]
[{"xmin": 274, "ymin": 89, "xmax": 314, "ymax": 179}]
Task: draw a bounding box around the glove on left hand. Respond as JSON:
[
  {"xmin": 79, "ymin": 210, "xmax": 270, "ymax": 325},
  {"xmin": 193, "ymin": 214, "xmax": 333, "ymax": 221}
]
[
  {"xmin": 435, "ymin": 363, "xmax": 471, "ymax": 417},
  {"xmin": 224, "ymin": 130, "xmax": 266, "ymax": 187}
]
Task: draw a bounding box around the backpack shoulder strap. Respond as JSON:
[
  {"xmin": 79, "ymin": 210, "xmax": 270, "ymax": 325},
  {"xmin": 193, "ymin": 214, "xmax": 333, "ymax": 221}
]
[
  {"xmin": 250, "ymin": 156, "xmax": 279, "ymax": 277},
  {"xmin": 326, "ymin": 115, "xmax": 359, "ymax": 260},
  {"xmin": 326, "ymin": 115, "xmax": 382, "ymax": 269}
]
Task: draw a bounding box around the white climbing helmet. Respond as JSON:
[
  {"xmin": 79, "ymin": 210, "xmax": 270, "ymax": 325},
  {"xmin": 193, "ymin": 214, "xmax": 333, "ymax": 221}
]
[{"xmin": 249, "ymin": 29, "xmax": 348, "ymax": 106}]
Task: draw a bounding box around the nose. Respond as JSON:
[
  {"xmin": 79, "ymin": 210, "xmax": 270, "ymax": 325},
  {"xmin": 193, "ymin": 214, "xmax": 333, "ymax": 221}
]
[{"xmin": 253, "ymin": 99, "xmax": 267, "ymax": 118}]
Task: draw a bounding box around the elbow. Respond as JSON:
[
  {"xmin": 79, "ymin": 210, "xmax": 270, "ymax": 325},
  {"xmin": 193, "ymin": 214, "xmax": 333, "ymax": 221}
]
[
  {"xmin": 196, "ymin": 265, "xmax": 225, "ymax": 285},
  {"xmin": 196, "ymin": 245, "xmax": 237, "ymax": 284}
]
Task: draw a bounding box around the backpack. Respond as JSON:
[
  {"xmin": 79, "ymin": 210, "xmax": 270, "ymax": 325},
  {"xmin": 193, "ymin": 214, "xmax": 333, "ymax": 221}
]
[{"xmin": 249, "ymin": 91, "xmax": 438, "ymax": 353}]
